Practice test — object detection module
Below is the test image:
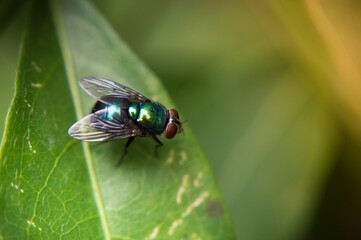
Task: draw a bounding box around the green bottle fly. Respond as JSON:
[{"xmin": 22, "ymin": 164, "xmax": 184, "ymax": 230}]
[{"xmin": 68, "ymin": 77, "xmax": 183, "ymax": 165}]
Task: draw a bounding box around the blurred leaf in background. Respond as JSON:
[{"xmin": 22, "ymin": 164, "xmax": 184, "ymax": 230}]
[
  {"xmin": 0, "ymin": 1, "xmax": 25, "ymax": 142},
  {"xmin": 1, "ymin": 0, "xmax": 361, "ymax": 239}
]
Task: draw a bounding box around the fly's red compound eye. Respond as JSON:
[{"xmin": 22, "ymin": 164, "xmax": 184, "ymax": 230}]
[
  {"xmin": 169, "ymin": 109, "xmax": 179, "ymax": 119},
  {"xmin": 165, "ymin": 123, "xmax": 178, "ymax": 139}
]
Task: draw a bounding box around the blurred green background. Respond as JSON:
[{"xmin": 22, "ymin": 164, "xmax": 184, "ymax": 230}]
[{"xmin": 1, "ymin": 0, "xmax": 361, "ymax": 239}]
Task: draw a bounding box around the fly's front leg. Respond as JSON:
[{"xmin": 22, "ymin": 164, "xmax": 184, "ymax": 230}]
[
  {"xmin": 117, "ymin": 137, "xmax": 135, "ymax": 167},
  {"xmin": 151, "ymin": 135, "xmax": 163, "ymax": 157}
]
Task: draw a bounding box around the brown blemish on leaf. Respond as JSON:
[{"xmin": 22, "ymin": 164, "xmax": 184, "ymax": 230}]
[{"xmin": 206, "ymin": 200, "xmax": 224, "ymax": 219}]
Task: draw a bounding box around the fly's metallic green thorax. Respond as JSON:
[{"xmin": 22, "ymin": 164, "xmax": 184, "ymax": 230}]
[{"xmin": 128, "ymin": 102, "xmax": 166, "ymax": 134}]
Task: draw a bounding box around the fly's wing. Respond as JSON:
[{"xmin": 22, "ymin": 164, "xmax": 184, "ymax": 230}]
[
  {"xmin": 68, "ymin": 109, "xmax": 143, "ymax": 142},
  {"xmin": 80, "ymin": 77, "xmax": 151, "ymax": 104}
]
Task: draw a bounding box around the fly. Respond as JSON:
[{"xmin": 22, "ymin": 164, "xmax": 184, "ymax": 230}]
[{"xmin": 68, "ymin": 77, "xmax": 183, "ymax": 165}]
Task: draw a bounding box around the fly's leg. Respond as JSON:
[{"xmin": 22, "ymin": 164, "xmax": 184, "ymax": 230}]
[
  {"xmin": 117, "ymin": 137, "xmax": 135, "ymax": 167},
  {"xmin": 152, "ymin": 135, "xmax": 163, "ymax": 157}
]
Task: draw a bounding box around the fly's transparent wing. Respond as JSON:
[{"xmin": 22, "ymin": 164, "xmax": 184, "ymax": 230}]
[
  {"xmin": 68, "ymin": 109, "xmax": 142, "ymax": 142},
  {"xmin": 80, "ymin": 77, "xmax": 150, "ymax": 103}
]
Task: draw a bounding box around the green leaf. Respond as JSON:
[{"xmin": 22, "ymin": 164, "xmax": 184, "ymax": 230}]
[{"xmin": 0, "ymin": 0, "xmax": 234, "ymax": 239}]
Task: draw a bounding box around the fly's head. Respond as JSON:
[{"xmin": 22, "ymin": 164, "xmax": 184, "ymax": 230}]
[{"xmin": 165, "ymin": 109, "xmax": 183, "ymax": 139}]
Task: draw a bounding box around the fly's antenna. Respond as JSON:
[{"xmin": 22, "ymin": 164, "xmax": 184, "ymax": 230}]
[{"xmin": 180, "ymin": 119, "xmax": 187, "ymax": 135}]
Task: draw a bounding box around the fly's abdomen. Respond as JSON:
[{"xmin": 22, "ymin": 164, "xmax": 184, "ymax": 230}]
[
  {"xmin": 129, "ymin": 102, "xmax": 166, "ymax": 134},
  {"xmin": 105, "ymin": 105, "xmax": 121, "ymax": 121},
  {"xmin": 92, "ymin": 100, "xmax": 122, "ymax": 122}
]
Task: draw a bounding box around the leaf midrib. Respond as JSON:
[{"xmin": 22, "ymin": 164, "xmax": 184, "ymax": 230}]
[{"xmin": 49, "ymin": 0, "xmax": 111, "ymax": 239}]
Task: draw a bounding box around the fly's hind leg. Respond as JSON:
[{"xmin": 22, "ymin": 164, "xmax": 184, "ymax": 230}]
[
  {"xmin": 151, "ymin": 135, "xmax": 163, "ymax": 157},
  {"xmin": 117, "ymin": 137, "xmax": 135, "ymax": 167}
]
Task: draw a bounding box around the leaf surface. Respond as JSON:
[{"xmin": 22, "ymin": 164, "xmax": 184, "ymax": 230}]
[{"xmin": 0, "ymin": 0, "xmax": 234, "ymax": 239}]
